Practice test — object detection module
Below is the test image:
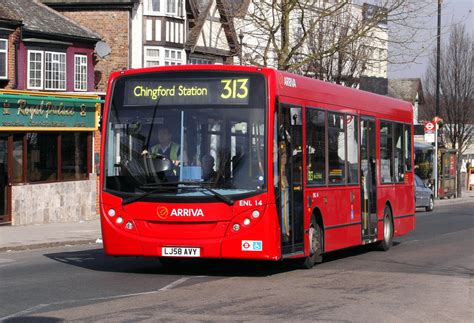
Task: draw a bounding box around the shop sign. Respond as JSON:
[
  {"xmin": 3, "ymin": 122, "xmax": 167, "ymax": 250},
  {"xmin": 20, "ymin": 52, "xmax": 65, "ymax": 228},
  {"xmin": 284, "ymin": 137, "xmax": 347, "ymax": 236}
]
[{"xmin": 0, "ymin": 91, "xmax": 101, "ymax": 131}]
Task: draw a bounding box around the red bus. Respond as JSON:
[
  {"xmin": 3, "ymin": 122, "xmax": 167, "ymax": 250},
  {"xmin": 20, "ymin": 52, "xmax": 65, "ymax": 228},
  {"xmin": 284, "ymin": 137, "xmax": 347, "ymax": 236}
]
[{"xmin": 100, "ymin": 65, "xmax": 415, "ymax": 268}]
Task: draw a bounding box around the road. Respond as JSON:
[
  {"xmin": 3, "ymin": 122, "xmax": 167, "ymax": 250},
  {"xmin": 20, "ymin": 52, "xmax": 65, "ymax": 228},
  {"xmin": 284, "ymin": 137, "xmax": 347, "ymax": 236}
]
[{"xmin": 1, "ymin": 202, "xmax": 473, "ymax": 322}]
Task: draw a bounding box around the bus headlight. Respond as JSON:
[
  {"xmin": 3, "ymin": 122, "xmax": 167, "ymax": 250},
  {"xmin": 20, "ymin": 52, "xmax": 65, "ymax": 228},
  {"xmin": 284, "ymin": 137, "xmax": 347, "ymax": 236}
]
[
  {"xmin": 108, "ymin": 209, "xmax": 116, "ymax": 217},
  {"xmin": 251, "ymin": 210, "xmax": 260, "ymax": 218},
  {"xmin": 243, "ymin": 218, "xmax": 251, "ymax": 226},
  {"xmin": 116, "ymin": 217, "xmax": 124, "ymax": 224}
]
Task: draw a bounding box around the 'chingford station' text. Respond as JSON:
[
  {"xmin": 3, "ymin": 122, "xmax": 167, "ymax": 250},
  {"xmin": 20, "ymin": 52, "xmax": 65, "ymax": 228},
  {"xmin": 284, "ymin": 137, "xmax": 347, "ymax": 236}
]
[{"xmin": 133, "ymin": 85, "xmax": 208, "ymax": 100}]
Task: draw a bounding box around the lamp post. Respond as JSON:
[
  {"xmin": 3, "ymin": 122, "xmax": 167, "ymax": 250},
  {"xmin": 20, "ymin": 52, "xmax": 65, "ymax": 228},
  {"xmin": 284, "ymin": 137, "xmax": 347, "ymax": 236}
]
[
  {"xmin": 434, "ymin": 0, "xmax": 442, "ymax": 198},
  {"xmin": 239, "ymin": 29, "xmax": 244, "ymax": 65},
  {"xmin": 436, "ymin": 0, "xmax": 441, "ymax": 117}
]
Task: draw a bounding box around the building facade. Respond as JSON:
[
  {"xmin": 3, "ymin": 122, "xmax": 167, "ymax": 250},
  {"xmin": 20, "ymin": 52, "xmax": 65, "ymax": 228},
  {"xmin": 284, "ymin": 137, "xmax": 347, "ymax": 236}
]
[
  {"xmin": 42, "ymin": 0, "xmax": 138, "ymax": 93},
  {"xmin": 236, "ymin": 1, "xmax": 387, "ymax": 84},
  {"xmin": 0, "ymin": 0, "xmax": 101, "ymax": 225}
]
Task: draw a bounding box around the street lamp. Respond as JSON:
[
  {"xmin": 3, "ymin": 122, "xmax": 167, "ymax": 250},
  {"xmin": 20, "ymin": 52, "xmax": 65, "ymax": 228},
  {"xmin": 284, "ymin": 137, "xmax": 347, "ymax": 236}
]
[
  {"xmin": 436, "ymin": 0, "xmax": 441, "ymax": 117},
  {"xmin": 434, "ymin": 0, "xmax": 442, "ymax": 198},
  {"xmin": 239, "ymin": 29, "xmax": 244, "ymax": 65}
]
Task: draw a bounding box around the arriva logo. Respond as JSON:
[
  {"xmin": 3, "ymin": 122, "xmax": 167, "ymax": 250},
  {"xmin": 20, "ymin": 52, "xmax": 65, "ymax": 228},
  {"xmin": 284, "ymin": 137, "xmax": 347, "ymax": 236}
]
[
  {"xmin": 157, "ymin": 206, "xmax": 169, "ymax": 219},
  {"xmin": 284, "ymin": 77, "xmax": 297, "ymax": 88},
  {"xmin": 171, "ymin": 209, "xmax": 204, "ymax": 217}
]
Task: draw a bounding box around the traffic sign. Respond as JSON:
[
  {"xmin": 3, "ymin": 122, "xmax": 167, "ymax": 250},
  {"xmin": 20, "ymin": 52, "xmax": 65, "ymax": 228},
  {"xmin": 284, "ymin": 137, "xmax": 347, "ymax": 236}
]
[
  {"xmin": 424, "ymin": 122, "xmax": 435, "ymax": 132},
  {"xmin": 425, "ymin": 133, "xmax": 435, "ymax": 143}
]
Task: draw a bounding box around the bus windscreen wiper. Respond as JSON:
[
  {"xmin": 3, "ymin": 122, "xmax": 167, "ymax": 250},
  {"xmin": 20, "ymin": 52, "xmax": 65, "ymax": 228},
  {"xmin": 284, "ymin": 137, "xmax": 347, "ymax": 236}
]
[
  {"xmin": 122, "ymin": 185, "xmax": 175, "ymax": 206},
  {"xmin": 122, "ymin": 182, "xmax": 234, "ymax": 206}
]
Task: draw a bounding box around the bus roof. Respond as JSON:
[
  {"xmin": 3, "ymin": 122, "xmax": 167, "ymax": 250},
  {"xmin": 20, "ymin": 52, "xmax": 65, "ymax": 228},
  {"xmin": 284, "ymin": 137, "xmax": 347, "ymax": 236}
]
[
  {"xmin": 109, "ymin": 64, "xmax": 413, "ymax": 123},
  {"xmin": 274, "ymin": 69, "xmax": 413, "ymax": 122}
]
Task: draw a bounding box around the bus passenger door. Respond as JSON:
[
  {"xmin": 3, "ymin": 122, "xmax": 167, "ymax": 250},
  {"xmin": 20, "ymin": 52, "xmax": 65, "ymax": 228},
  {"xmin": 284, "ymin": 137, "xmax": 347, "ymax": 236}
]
[
  {"xmin": 360, "ymin": 117, "xmax": 377, "ymax": 242},
  {"xmin": 277, "ymin": 104, "xmax": 304, "ymax": 255}
]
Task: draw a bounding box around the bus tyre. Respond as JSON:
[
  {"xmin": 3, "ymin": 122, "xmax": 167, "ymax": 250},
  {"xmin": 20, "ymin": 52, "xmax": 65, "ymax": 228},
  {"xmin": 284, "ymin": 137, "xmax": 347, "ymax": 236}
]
[
  {"xmin": 378, "ymin": 206, "xmax": 393, "ymax": 251},
  {"xmin": 299, "ymin": 218, "xmax": 323, "ymax": 269},
  {"xmin": 426, "ymin": 196, "xmax": 434, "ymax": 212}
]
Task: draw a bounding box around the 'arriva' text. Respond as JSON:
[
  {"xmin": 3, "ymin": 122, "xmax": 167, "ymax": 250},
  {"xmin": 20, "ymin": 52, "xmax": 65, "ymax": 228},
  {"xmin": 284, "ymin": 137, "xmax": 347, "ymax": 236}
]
[{"xmin": 170, "ymin": 208, "xmax": 204, "ymax": 217}]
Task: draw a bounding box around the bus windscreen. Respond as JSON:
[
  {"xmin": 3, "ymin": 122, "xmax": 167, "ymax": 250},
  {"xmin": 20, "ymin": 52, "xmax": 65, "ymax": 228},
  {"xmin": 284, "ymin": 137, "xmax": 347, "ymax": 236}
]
[{"xmin": 104, "ymin": 71, "xmax": 267, "ymax": 202}]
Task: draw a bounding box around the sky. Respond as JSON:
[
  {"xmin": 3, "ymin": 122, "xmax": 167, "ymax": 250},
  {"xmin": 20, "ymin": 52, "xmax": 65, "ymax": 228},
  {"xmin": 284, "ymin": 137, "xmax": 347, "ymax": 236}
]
[{"xmin": 388, "ymin": 0, "xmax": 473, "ymax": 79}]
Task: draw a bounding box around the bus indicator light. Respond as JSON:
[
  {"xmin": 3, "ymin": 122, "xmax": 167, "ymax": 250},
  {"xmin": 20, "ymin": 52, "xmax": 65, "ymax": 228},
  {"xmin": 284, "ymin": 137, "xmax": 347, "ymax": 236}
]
[
  {"xmin": 116, "ymin": 217, "xmax": 123, "ymax": 224},
  {"xmin": 107, "ymin": 209, "xmax": 116, "ymax": 217},
  {"xmin": 125, "ymin": 221, "xmax": 134, "ymax": 230},
  {"xmin": 232, "ymin": 223, "xmax": 240, "ymax": 232},
  {"xmin": 243, "ymin": 218, "xmax": 251, "ymax": 226}
]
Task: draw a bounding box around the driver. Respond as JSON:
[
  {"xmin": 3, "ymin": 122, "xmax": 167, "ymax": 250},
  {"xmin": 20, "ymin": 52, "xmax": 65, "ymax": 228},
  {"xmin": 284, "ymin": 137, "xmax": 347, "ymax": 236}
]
[{"xmin": 150, "ymin": 127, "xmax": 181, "ymax": 166}]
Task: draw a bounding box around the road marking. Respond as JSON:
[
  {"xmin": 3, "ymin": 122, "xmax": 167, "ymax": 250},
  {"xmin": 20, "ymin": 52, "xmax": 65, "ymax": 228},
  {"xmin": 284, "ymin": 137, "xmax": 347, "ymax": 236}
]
[
  {"xmin": 0, "ymin": 276, "xmax": 204, "ymax": 320},
  {"xmin": 158, "ymin": 277, "xmax": 190, "ymax": 291}
]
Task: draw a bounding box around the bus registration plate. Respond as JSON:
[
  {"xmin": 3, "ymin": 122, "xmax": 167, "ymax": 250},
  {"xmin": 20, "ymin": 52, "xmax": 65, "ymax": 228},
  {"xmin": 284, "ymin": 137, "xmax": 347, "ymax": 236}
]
[{"xmin": 162, "ymin": 247, "xmax": 200, "ymax": 257}]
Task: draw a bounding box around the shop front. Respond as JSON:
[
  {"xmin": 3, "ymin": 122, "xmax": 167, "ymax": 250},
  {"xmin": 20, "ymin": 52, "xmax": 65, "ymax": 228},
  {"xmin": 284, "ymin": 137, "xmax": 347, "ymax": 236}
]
[{"xmin": 0, "ymin": 90, "xmax": 101, "ymax": 225}]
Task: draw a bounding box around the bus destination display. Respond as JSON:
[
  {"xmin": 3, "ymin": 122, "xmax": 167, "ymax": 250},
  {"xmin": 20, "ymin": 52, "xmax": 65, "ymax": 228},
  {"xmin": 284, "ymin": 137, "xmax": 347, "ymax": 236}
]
[{"xmin": 124, "ymin": 78, "xmax": 250, "ymax": 106}]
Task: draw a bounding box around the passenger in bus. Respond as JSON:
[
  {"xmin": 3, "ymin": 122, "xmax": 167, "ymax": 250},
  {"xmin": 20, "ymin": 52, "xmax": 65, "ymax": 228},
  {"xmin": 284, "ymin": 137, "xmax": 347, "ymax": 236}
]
[{"xmin": 201, "ymin": 154, "xmax": 224, "ymax": 185}]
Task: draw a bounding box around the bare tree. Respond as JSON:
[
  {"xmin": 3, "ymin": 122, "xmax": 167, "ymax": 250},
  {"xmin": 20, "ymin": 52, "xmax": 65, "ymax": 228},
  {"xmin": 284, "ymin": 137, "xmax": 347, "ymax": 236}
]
[
  {"xmin": 424, "ymin": 23, "xmax": 474, "ymax": 197},
  {"xmin": 300, "ymin": 3, "xmax": 380, "ymax": 86},
  {"xmin": 234, "ymin": 0, "xmax": 436, "ymax": 82}
]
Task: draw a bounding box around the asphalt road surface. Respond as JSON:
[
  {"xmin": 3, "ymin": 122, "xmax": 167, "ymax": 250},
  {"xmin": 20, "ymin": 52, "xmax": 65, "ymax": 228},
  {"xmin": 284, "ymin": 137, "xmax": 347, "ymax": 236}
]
[{"xmin": 1, "ymin": 201, "xmax": 473, "ymax": 322}]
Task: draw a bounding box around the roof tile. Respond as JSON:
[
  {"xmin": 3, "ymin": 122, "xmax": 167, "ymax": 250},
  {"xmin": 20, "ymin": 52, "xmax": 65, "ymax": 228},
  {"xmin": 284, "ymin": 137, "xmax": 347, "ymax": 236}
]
[{"xmin": 0, "ymin": 0, "xmax": 100, "ymax": 41}]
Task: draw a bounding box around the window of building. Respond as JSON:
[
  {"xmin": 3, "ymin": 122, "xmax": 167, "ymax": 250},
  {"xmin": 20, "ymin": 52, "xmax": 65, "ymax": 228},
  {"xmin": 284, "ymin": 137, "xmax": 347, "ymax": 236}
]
[
  {"xmin": 167, "ymin": 0, "xmax": 177, "ymax": 14},
  {"xmin": 147, "ymin": 0, "xmax": 160, "ymax": 13},
  {"xmin": 12, "ymin": 134, "xmax": 23, "ymax": 184},
  {"xmin": 189, "ymin": 57, "xmax": 214, "ymax": 65},
  {"xmin": 61, "ymin": 132, "xmax": 88, "ymax": 180},
  {"xmin": 144, "ymin": 47, "xmax": 160, "ymax": 67},
  {"xmin": 380, "ymin": 121, "xmax": 393, "ymax": 183},
  {"xmin": 164, "ymin": 49, "xmax": 183, "ymax": 65},
  {"xmin": 45, "ymin": 52, "xmax": 66, "ymax": 90},
  {"xmin": 12, "ymin": 132, "xmax": 91, "ymax": 184},
  {"xmin": 347, "ymin": 115, "xmax": 359, "ymax": 184},
  {"xmin": 328, "ymin": 112, "xmax": 346, "ymax": 184},
  {"xmin": 306, "ymin": 109, "xmax": 326, "ymax": 185},
  {"xmin": 0, "ymin": 39, "xmax": 7, "ymax": 79},
  {"xmin": 27, "ymin": 51, "xmax": 43, "ymax": 90},
  {"xmin": 74, "ymin": 55, "xmax": 87, "ymax": 91},
  {"xmin": 27, "ymin": 132, "xmax": 58, "ymax": 182}
]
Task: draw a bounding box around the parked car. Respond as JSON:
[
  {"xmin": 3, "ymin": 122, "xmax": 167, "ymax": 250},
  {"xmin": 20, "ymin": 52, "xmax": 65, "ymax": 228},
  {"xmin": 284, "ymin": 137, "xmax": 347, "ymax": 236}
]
[{"xmin": 415, "ymin": 174, "xmax": 434, "ymax": 211}]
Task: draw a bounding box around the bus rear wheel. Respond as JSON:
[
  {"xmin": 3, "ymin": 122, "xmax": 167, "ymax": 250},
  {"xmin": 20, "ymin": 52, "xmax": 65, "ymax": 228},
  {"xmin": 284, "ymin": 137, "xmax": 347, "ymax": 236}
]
[
  {"xmin": 377, "ymin": 206, "xmax": 393, "ymax": 251},
  {"xmin": 298, "ymin": 218, "xmax": 323, "ymax": 269}
]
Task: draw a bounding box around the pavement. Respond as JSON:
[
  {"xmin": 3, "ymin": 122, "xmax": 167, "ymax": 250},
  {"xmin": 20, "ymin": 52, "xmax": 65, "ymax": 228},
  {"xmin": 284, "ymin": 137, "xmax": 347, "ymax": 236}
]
[
  {"xmin": 433, "ymin": 189, "xmax": 474, "ymax": 206},
  {"xmin": 0, "ymin": 219, "xmax": 102, "ymax": 252},
  {"xmin": 0, "ymin": 190, "xmax": 473, "ymax": 252}
]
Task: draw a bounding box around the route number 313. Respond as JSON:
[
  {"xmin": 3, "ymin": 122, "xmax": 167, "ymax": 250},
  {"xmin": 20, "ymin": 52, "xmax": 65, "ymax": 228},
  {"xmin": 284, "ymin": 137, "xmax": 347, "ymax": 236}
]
[{"xmin": 220, "ymin": 79, "xmax": 249, "ymax": 99}]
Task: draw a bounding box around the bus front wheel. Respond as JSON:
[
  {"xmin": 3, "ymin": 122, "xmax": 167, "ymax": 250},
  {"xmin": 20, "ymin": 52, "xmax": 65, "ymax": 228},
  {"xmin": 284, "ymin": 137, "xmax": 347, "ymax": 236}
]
[{"xmin": 299, "ymin": 218, "xmax": 323, "ymax": 269}]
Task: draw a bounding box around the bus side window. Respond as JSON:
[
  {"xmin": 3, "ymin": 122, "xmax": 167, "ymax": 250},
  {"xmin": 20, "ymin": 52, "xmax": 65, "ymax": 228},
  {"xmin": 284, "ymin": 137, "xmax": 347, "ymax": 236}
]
[{"xmin": 328, "ymin": 112, "xmax": 346, "ymax": 184}]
